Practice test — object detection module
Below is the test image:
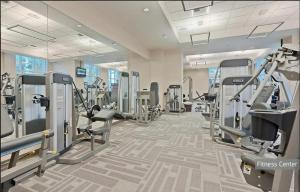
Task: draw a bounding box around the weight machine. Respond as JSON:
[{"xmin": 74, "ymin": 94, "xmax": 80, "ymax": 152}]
[
  {"xmin": 236, "ymin": 47, "xmax": 299, "ymax": 192},
  {"xmin": 164, "ymin": 85, "xmax": 183, "ymax": 113},
  {"xmin": 14, "ymin": 75, "xmax": 47, "ymax": 137}
]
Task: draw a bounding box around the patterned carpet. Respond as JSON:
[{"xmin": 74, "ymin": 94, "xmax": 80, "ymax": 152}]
[{"xmin": 10, "ymin": 112, "xmax": 264, "ymax": 192}]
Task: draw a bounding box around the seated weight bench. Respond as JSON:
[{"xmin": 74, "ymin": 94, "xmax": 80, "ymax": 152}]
[
  {"xmin": 58, "ymin": 110, "xmax": 115, "ymax": 164},
  {"xmin": 216, "ymin": 124, "xmax": 247, "ymax": 147},
  {"xmin": 1, "ymin": 106, "xmax": 54, "ymax": 192}
]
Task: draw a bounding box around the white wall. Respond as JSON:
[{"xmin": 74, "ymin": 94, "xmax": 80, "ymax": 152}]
[
  {"xmin": 128, "ymin": 52, "xmax": 151, "ymax": 90},
  {"xmin": 128, "ymin": 49, "xmax": 183, "ymax": 107},
  {"xmin": 1, "ymin": 52, "xmax": 16, "ymax": 76},
  {"xmin": 183, "ymin": 69, "xmax": 209, "ymax": 99}
]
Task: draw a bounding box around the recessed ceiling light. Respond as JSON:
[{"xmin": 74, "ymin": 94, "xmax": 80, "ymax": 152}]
[
  {"xmin": 162, "ymin": 34, "xmax": 168, "ymax": 39},
  {"xmin": 112, "ymin": 42, "xmax": 117, "ymax": 45},
  {"xmin": 77, "ymin": 24, "xmax": 82, "ymax": 27},
  {"xmin": 143, "ymin": 8, "xmax": 150, "ymax": 12}
]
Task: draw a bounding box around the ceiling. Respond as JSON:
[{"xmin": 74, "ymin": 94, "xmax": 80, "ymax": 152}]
[
  {"xmin": 1, "ymin": 1, "xmax": 299, "ymax": 66},
  {"xmin": 160, "ymin": 1, "xmax": 299, "ymax": 44},
  {"xmin": 46, "ymin": 1, "xmax": 179, "ymax": 52},
  {"xmin": 1, "ymin": 1, "xmax": 118, "ymax": 60},
  {"xmin": 184, "ymin": 48, "xmax": 270, "ymax": 69},
  {"xmin": 90, "ymin": 1, "xmax": 179, "ymax": 50}
]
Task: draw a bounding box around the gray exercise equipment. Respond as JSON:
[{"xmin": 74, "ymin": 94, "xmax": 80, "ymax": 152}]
[
  {"xmin": 1, "ymin": 105, "xmax": 54, "ymax": 192},
  {"xmin": 136, "ymin": 82, "xmax": 160, "ymax": 123},
  {"xmin": 15, "ymin": 75, "xmax": 46, "ymax": 137},
  {"xmin": 239, "ymin": 47, "xmax": 299, "ymax": 192}
]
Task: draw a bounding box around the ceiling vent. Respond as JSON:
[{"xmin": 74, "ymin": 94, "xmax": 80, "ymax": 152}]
[
  {"xmin": 190, "ymin": 32, "xmax": 210, "ymax": 45},
  {"xmin": 248, "ymin": 22, "xmax": 284, "ymax": 39},
  {"xmin": 182, "ymin": 1, "xmax": 213, "ymax": 12}
]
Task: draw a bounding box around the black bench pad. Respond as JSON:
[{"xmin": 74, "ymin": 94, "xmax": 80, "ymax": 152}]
[{"xmin": 91, "ymin": 110, "xmax": 115, "ymax": 122}]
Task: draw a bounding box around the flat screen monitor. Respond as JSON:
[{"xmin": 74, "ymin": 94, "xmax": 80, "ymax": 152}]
[{"xmin": 76, "ymin": 67, "xmax": 86, "ymax": 77}]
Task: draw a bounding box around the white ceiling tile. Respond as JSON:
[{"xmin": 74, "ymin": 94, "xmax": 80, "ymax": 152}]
[
  {"xmin": 170, "ymin": 11, "xmax": 194, "ymax": 21},
  {"xmin": 1, "ymin": 2, "xmax": 115, "ymax": 58},
  {"xmin": 210, "ymin": 30, "xmax": 230, "ymax": 39},
  {"xmin": 276, "ymin": 1, "xmax": 299, "ymax": 9},
  {"xmin": 164, "ymin": 1, "xmax": 183, "ymax": 13},
  {"xmin": 209, "ymin": 1, "xmax": 234, "ymax": 14},
  {"xmin": 209, "ymin": 12, "xmax": 230, "ymax": 21},
  {"xmin": 228, "ymin": 16, "xmax": 248, "ymax": 25},
  {"xmin": 233, "ymin": 1, "xmax": 261, "ymax": 9},
  {"xmin": 230, "ymin": 7, "xmax": 255, "ymax": 18}
]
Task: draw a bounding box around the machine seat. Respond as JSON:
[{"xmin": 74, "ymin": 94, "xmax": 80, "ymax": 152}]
[
  {"xmin": 202, "ymin": 112, "xmax": 210, "ymax": 117},
  {"xmin": 219, "ymin": 125, "xmax": 246, "ymax": 137},
  {"xmin": 90, "ymin": 127, "xmax": 110, "ymax": 135},
  {"xmin": 91, "ymin": 110, "xmax": 115, "ymax": 122}
]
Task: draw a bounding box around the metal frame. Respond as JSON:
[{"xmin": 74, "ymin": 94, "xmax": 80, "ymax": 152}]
[
  {"xmin": 1, "ymin": 130, "xmax": 54, "ymax": 192},
  {"xmin": 190, "ymin": 32, "xmax": 210, "ymax": 45},
  {"xmin": 181, "ymin": 1, "xmax": 213, "ymax": 12},
  {"xmin": 247, "ymin": 22, "xmax": 284, "ymax": 39}
]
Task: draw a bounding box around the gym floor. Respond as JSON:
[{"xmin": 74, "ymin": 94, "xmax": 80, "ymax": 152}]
[{"xmin": 11, "ymin": 112, "xmax": 264, "ymax": 192}]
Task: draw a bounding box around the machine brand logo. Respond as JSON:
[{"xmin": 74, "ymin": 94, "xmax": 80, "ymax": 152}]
[{"xmin": 232, "ymin": 79, "xmax": 244, "ymax": 83}]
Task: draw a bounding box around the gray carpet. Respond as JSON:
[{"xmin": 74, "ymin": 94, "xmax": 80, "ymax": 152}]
[{"xmin": 10, "ymin": 112, "xmax": 263, "ymax": 192}]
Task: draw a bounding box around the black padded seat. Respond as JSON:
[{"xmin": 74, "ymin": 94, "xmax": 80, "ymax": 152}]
[
  {"xmin": 77, "ymin": 124, "xmax": 92, "ymax": 133},
  {"xmin": 202, "ymin": 112, "xmax": 210, "ymax": 117},
  {"xmin": 219, "ymin": 125, "xmax": 246, "ymax": 137},
  {"xmin": 1, "ymin": 106, "xmax": 14, "ymax": 138},
  {"xmin": 91, "ymin": 110, "xmax": 115, "ymax": 122},
  {"xmin": 90, "ymin": 127, "xmax": 110, "ymax": 135}
]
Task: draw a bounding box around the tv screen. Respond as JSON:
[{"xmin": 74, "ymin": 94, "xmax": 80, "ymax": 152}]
[{"xmin": 76, "ymin": 67, "xmax": 86, "ymax": 77}]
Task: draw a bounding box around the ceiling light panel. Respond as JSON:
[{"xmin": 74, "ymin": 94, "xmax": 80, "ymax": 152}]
[
  {"xmin": 190, "ymin": 32, "xmax": 210, "ymax": 45},
  {"xmin": 7, "ymin": 25, "xmax": 56, "ymax": 41},
  {"xmin": 182, "ymin": 1, "xmax": 213, "ymax": 11},
  {"xmin": 248, "ymin": 22, "xmax": 284, "ymax": 38}
]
